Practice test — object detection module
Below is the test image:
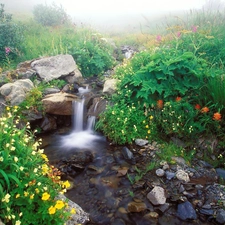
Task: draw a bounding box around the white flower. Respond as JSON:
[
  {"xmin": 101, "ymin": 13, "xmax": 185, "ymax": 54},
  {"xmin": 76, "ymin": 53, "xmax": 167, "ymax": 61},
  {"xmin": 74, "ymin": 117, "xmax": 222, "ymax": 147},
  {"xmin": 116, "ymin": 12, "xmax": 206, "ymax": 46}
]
[
  {"xmin": 0, "ymin": 157, "xmax": 3, "ymax": 162},
  {"xmin": 15, "ymin": 220, "xmax": 21, "ymax": 225},
  {"xmin": 14, "ymin": 157, "xmax": 18, "ymax": 162},
  {"xmin": 2, "ymin": 193, "xmax": 11, "ymax": 203}
]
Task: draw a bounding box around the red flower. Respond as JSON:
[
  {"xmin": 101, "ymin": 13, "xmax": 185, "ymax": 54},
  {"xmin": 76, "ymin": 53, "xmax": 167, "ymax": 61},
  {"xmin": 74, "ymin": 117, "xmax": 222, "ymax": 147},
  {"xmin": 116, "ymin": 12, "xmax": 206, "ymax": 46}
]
[
  {"xmin": 176, "ymin": 96, "xmax": 182, "ymax": 102},
  {"xmin": 201, "ymin": 107, "xmax": 209, "ymax": 113},
  {"xmin": 157, "ymin": 100, "xmax": 164, "ymax": 109},
  {"xmin": 195, "ymin": 104, "xmax": 201, "ymax": 110},
  {"xmin": 213, "ymin": 112, "xmax": 222, "ymax": 121}
]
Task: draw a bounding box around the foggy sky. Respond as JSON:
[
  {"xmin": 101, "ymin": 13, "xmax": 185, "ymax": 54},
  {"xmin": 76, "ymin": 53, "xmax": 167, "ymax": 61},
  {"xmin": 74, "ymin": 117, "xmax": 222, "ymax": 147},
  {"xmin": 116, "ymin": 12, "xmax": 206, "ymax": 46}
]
[{"xmin": 2, "ymin": 0, "xmax": 225, "ymax": 31}]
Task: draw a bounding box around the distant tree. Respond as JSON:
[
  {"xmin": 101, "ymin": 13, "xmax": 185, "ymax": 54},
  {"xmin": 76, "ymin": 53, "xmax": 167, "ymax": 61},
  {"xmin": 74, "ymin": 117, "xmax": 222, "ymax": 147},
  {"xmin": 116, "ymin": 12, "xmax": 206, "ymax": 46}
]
[{"xmin": 33, "ymin": 3, "xmax": 70, "ymax": 27}]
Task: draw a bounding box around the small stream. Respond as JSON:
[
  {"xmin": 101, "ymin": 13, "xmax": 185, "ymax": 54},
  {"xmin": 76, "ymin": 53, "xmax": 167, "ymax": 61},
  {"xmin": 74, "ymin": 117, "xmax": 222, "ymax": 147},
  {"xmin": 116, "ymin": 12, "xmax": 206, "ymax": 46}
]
[{"xmin": 41, "ymin": 98, "xmax": 217, "ymax": 225}]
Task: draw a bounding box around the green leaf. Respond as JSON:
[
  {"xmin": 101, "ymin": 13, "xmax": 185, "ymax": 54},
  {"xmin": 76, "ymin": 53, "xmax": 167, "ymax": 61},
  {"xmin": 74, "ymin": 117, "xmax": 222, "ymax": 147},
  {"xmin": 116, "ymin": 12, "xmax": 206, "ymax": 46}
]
[
  {"xmin": 8, "ymin": 174, "xmax": 22, "ymax": 188},
  {"xmin": 0, "ymin": 169, "xmax": 10, "ymax": 189}
]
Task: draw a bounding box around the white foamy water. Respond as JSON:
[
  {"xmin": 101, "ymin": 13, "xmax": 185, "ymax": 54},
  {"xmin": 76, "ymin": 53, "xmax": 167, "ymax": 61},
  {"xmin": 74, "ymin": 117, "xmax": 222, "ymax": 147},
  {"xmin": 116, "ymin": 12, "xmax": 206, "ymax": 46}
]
[
  {"xmin": 60, "ymin": 131, "xmax": 103, "ymax": 149},
  {"xmin": 60, "ymin": 96, "xmax": 104, "ymax": 150}
]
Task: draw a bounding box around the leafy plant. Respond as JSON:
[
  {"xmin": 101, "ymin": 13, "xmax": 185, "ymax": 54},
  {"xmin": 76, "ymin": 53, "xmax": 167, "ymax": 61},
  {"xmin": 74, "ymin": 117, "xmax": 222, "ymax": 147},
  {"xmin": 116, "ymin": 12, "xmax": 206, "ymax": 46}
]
[
  {"xmin": 96, "ymin": 100, "xmax": 148, "ymax": 144},
  {"xmin": 156, "ymin": 142, "xmax": 196, "ymax": 165},
  {"xmin": 0, "ymin": 4, "xmax": 23, "ymax": 67},
  {"xmin": 69, "ymin": 33, "xmax": 115, "ymax": 77},
  {"xmin": 18, "ymin": 86, "xmax": 44, "ymax": 115},
  {"xmin": 116, "ymin": 49, "xmax": 206, "ymax": 108},
  {"xmin": 0, "ymin": 106, "xmax": 73, "ymax": 224},
  {"xmin": 127, "ymin": 162, "xmax": 156, "ymax": 184}
]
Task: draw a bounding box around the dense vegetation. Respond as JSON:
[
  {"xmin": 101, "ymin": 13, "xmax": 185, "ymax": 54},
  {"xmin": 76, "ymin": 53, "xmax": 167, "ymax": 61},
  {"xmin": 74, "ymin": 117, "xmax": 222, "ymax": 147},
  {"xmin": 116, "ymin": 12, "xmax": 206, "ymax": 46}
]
[{"xmin": 1, "ymin": 1, "xmax": 225, "ymax": 224}]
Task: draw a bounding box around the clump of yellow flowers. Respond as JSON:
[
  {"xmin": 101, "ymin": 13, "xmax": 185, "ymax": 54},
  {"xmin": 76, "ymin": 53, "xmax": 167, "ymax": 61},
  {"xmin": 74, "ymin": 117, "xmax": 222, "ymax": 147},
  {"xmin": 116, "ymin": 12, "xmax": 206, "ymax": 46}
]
[{"xmin": 0, "ymin": 106, "xmax": 74, "ymax": 224}]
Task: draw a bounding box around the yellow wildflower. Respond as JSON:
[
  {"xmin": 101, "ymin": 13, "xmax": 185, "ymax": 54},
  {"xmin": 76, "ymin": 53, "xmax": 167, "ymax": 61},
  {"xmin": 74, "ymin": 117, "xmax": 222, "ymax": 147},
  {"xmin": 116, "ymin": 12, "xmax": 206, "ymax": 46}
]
[
  {"xmin": 15, "ymin": 194, "xmax": 20, "ymax": 198},
  {"xmin": 70, "ymin": 208, "xmax": 76, "ymax": 214},
  {"xmin": 48, "ymin": 206, "xmax": 56, "ymax": 215},
  {"xmin": 55, "ymin": 200, "xmax": 65, "ymax": 209},
  {"xmin": 41, "ymin": 154, "xmax": 49, "ymax": 162},
  {"xmin": 2, "ymin": 193, "xmax": 10, "ymax": 203},
  {"xmin": 42, "ymin": 192, "xmax": 50, "ymax": 201},
  {"xmin": 62, "ymin": 180, "xmax": 71, "ymax": 189}
]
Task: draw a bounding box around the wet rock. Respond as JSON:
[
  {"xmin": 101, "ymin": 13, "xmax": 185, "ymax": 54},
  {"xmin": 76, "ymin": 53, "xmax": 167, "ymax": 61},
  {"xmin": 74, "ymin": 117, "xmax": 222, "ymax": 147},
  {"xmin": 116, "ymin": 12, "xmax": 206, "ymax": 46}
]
[
  {"xmin": 147, "ymin": 186, "xmax": 166, "ymax": 205},
  {"xmin": 40, "ymin": 115, "xmax": 57, "ymax": 131},
  {"xmin": 135, "ymin": 139, "xmax": 148, "ymax": 146},
  {"xmin": 216, "ymin": 209, "xmax": 225, "ymax": 224},
  {"xmin": 157, "ymin": 203, "xmax": 170, "ymax": 213},
  {"xmin": 165, "ymin": 171, "xmax": 175, "ymax": 180},
  {"xmin": 42, "ymin": 92, "xmax": 78, "ymax": 115},
  {"xmin": 144, "ymin": 211, "xmax": 159, "ymax": 219},
  {"xmin": 177, "ymin": 201, "xmax": 197, "ymax": 220},
  {"xmin": 111, "ymin": 218, "xmax": 126, "ymax": 225},
  {"xmin": 216, "ymin": 168, "xmax": 225, "ymax": 179},
  {"xmin": 122, "ymin": 147, "xmax": 136, "ymax": 165},
  {"xmin": 176, "ymin": 170, "xmax": 190, "ymax": 182},
  {"xmin": 127, "ymin": 201, "xmax": 147, "ymax": 212},
  {"xmin": 199, "ymin": 208, "xmax": 214, "ymax": 216},
  {"xmin": 156, "ymin": 168, "xmax": 165, "ymax": 177}
]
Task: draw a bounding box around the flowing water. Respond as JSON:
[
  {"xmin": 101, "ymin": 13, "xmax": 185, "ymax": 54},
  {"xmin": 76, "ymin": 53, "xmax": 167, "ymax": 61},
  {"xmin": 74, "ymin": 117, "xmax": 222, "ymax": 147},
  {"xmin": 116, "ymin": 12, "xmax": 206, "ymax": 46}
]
[{"xmin": 42, "ymin": 97, "xmax": 215, "ymax": 225}]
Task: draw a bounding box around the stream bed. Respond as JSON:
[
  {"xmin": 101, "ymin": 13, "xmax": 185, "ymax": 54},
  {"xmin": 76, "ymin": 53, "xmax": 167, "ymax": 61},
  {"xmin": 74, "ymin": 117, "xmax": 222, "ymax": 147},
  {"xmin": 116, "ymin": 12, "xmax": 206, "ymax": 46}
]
[{"xmin": 41, "ymin": 130, "xmax": 222, "ymax": 225}]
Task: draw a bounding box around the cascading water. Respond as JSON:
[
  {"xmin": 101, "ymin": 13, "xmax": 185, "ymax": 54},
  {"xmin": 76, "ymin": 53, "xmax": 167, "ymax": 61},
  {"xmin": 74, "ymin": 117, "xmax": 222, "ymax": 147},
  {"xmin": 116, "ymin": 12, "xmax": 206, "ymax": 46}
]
[{"xmin": 60, "ymin": 96, "xmax": 104, "ymax": 150}]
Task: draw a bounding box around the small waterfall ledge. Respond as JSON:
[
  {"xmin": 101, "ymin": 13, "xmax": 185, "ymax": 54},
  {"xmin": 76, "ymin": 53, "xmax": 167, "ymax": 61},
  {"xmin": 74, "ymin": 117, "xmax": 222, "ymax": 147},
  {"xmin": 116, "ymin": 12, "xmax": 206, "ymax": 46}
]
[{"xmin": 60, "ymin": 97, "xmax": 104, "ymax": 150}]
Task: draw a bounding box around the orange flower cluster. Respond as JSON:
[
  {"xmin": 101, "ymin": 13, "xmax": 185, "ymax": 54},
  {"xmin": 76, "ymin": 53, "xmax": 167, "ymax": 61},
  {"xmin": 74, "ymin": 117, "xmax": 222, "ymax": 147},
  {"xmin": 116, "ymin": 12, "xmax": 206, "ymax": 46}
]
[
  {"xmin": 201, "ymin": 107, "xmax": 210, "ymax": 113},
  {"xmin": 213, "ymin": 112, "xmax": 222, "ymax": 121},
  {"xmin": 176, "ymin": 96, "xmax": 182, "ymax": 102},
  {"xmin": 194, "ymin": 104, "xmax": 201, "ymax": 110},
  {"xmin": 157, "ymin": 100, "xmax": 164, "ymax": 109}
]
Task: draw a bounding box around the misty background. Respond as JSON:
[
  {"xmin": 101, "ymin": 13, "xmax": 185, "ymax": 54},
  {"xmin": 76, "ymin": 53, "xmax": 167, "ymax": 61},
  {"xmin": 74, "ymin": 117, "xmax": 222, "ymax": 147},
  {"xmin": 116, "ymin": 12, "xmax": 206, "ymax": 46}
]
[{"xmin": 1, "ymin": 0, "xmax": 225, "ymax": 32}]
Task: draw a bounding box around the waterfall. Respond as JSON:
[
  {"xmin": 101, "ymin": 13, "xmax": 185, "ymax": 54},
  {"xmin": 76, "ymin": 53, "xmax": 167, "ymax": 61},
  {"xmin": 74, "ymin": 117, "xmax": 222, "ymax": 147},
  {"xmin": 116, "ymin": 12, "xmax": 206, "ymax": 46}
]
[
  {"xmin": 60, "ymin": 97, "xmax": 103, "ymax": 149},
  {"xmin": 73, "ymin": 98, "xmax": 85, "ymax": 132}
]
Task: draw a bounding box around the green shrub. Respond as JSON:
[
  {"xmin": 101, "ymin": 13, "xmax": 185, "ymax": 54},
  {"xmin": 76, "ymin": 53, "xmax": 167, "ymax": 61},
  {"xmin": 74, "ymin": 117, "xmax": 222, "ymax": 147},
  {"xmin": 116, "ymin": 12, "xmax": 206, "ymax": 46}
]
[
  {"xmin": 116, "ymin": 49, "xmax": 206, "ymax": 107},
  {"xmin": 69, "ymin": 33, "xmax": 115, "ymax": 77},
  {"xmin": 0, "ymin": 4, "xmax": 23, "ymax": 68},
  {"xmin": 96, "ymin": 101, "xmax": 148, "ymax": 144},
  {"xmin": 33, "ymin": 3, "xmax": 69, "ymax": 27},
  {"xmin": 0, "ymin": 106, "xmax": 72, "ymax": 224}
]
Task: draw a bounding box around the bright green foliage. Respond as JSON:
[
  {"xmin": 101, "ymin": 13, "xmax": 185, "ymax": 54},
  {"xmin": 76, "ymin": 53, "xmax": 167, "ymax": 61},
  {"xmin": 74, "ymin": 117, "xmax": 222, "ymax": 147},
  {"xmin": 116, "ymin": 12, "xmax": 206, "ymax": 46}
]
[
  {"xmin": 116, "ymin": 49, "xmax": 206, "ymax": 106},
  {"xmin": 33, "ymin": 3, "xmax": 69, "ymax": 27},
  {"xmin": 18, "ymin": 86, "xmax": 44, "ymax": 115},
  {"xmin": 153, "ymin": 99, "xmax": 223, "ymax": 140},
  {"xmin": 69, "ymin": 33, "xmax": 115, "ymax": 77},
  {"xmin": 96, "ymin": 101, "xmax": 148, "ymax": 144},
  {"xmin": 0, "ymin": 106, "xmax": 72, "ymax": 224},
  {"xmin": 156, "ymin": 142, "xmax": 196, "ymax": 165},
  {"xmin": 0, "ymin": 4, "xmax": 23, "ymax": 67}
]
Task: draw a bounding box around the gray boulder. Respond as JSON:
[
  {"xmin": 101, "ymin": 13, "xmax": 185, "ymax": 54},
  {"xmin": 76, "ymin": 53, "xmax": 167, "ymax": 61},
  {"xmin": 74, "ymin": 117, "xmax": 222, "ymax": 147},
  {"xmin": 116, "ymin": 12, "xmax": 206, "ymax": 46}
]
[
  {"xmin": 31, "ymin": 55, "xmax": 79, "ymax": 82},
  {"xmin": 103, "ymin": 79, "xmax": 118, "ymax": 95},
  {"xmin": 0, "ymin": 79, "xmax": 34, "ymax": 105}
]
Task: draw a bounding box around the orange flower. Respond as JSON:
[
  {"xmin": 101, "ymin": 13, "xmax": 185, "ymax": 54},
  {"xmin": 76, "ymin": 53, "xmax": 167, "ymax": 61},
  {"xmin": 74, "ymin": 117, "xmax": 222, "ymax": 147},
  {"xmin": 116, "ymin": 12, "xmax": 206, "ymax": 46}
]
[
  {"xmin": 195, "ymin": 104, "xmax": 201, "ymax": 110},
  {"xmin": 201, "ymin": 107, "xmax": 209, "ymax": 113},
  {"xmin": 213, "ymin": 112, "xmax": 222, "ymax": 121},
  {"xmin": 176, "ymin": 96, "xmax": 182, "ymax": 102},
  {"xmin": 157, "ymin": 100, "xmax": 164, "ymax": 109}
]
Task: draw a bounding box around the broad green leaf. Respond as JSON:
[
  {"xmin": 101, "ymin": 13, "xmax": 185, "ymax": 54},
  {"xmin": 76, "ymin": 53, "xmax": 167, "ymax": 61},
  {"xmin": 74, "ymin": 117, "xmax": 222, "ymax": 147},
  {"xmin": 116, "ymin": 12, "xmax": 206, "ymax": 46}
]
[{"xmin": 0, "ymin": 169, "xmax": 10, "ymax": 189}]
